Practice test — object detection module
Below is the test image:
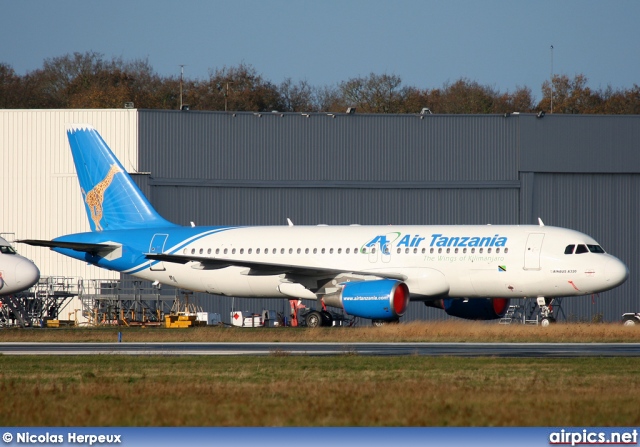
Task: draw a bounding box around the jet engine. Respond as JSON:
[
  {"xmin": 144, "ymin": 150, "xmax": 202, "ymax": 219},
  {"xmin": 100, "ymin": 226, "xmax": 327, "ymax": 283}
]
[
  {"xmin": 426, "ymin": 298, "xmax": 510, "ymax": 320},
  {"xmin": 324, "ymin": 279, "xmax": 410, "ymax": 321}
]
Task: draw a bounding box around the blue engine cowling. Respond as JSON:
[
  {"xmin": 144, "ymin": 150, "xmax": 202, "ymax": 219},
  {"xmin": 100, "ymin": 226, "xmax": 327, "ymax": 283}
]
[
  {"xmin": 338, "ymin": 279, "xmax": 410, "ymax": 320},
  {"xmin": 425, "ymin": 298, "xmax": 510, "ymax": 320}
]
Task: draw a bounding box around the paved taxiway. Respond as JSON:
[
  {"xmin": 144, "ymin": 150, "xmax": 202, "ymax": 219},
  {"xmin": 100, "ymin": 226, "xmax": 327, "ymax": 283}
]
[{"xmin": 1, "ymin": 342, "xmax": 640, "ymax": 357}]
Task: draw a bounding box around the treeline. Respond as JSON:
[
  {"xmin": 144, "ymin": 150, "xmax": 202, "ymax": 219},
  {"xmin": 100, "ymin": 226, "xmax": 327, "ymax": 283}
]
[{"xmin": 1, "ymin": 51, "xmax": 639, "ymax": 114}]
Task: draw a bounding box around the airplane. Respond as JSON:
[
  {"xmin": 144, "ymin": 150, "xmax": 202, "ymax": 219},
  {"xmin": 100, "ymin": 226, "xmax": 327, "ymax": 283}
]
[
  {"xmin": 19, "ymin": 124, "xmax": 629, "ymax": 327},
  {"xmin": 0, "ymin": 236, "xmax": 40, "ymax": 296}
]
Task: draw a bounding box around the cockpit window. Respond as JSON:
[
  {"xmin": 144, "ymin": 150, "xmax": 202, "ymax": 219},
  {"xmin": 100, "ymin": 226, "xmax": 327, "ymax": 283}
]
[
  {"xmin": 564, "ymin": 245, "xmax": 575, "ymax": 254},
  {"xmin": 588, "ymin": 244, "xmax": 605, "ymax": 254},
  {"xmin": 575, "ymin": 244, "xmax": 589, "ymax": 254},
  {"xmin": 0, "ymin": 245, "xmax": 17, "ymax": 254}
]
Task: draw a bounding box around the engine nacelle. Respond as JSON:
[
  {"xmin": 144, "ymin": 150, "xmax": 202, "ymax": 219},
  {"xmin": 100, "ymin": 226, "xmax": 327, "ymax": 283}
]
[
  {"xmin": 327, "ymin": 279, "xmax": 410, "ymax": 321},
  {"xmin": 426, "ymin": 298, "xmax": 510, "ymax": 320}
]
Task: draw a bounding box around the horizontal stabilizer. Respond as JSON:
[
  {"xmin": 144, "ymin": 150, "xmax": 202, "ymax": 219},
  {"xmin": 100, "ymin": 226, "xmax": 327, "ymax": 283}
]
[{"xmin": 18, "ymin": 239, "xmax": 121, "ymax": 257}]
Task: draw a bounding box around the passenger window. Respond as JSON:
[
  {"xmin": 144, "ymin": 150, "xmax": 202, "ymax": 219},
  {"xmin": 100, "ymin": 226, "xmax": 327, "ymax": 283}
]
[
  {"xmin": 297, "ymin": 248, "xmax": 301, "ymax": 254},
  {"xmin": 215, "ymin": 248, "xmax": 220, "ymax": 255},
  {"xmin": 397, "ymin": 248, "xmax": 401, "ymax": 254},
  {"xmin": 446, "ymin": 248, "xmax": 450, "ymax": 254},
  {"xmin": 337, "ymin": 248, "xmax": 341, "ymax": 254},
  {"xmin": 224, "ymin": 248, "xmax": 228, "ymax": 254},
  {"xmin": 240, "ymin": 249, "xmax": 244, "ymax": 254},
  {"xmin": 471, "ymin": 248, "xmax": 475, "ymax": 254},
  {"xmin": 207, "ymin": 248, "xmax": 211, "ymax": 254},
  {"xmin": 504, "ymin": 248, "xmax": 509, "ymax": 254},
  {"xmin": 422, "ymin": 248, "xmax": 426, "ymax": 254},
  {"xmin": 281, "ymin": 248, "xmax": 285, "ymax": 254},
  {"xmin": 191, "ymin": 248, "xmax": 195, "ymax": 254},
  {"xmin": 313, "ymin": 248, "xmax": 317, "ymax": 254},
  {"xmin": 321, "ymin": 248, "xmax": 325, "ymax": 254},
  {"xmin": 487, "ymin": 248, "xmax": 491, "ymax": 253},
  {"xmin": 479, "ymin": 248, "xmax": 483, "ymax": 253},
  {"xmin": 496, "ymin": 248, "xmax": 500, "ymax": 253},
  {"xmin": 463, "ymin": 248, "xmax": 467, "ymax": 254},
  {"xmin": 256, "ymin": 248, "xmax": 261, "ymax": 254},
  {"xmin": 305, "ymin": 248, "xmax": 309, "ymax": 254},
  {"xmin": 413, "ymin": 248, "xmax": 418, "ymax": 254},
  {"xmin": 330, "ymin": 248, "xmax": 334, "ymax": 254},
  {"xmin": 564, "ymin": 245, "xmax": 575, "ymax": 254},
  {"xmin": 405, "ymin": 248, "xmax": 409, "ymax": 254},
  {"xmin": 346, "ymin": 248, "xmax": 350, "ymax": 254},
  {"xmin": 575, "ymin": 245, "xmax": 589, "ymax": 254},
  {"xmin": 438, "ymin": 248, "xmax": 442, "ymax": 254},
  {"xmin": 248, "ymin": 248, "xmax": 252, "ymax": 254},
  {"xmin": 430, "ymin": 248, "xmax": 434, "ymax": 254},
  {"xmin": 454, "ymin": 248, "xmax": 459, "ymax": 254},
  {"xmin": 289, "ymin": 248, "xmax": 293, "ymax": 254},
  {"xmin": 199, "ymin": 248, "xmax": 203, "ymax": 254},
  {"xmin": 232, "ymin": 248, "xmax": 236, "ymax": 254}
]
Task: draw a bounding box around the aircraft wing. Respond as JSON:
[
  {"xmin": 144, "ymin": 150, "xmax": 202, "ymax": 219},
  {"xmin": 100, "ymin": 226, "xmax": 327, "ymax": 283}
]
[
  {"xmin": 17, "ymin": 239, "xmax": 120, "ymax": 256},
  {"xmin": 145, "ymin": 253, "xmax": 408, "ymax": 280}
]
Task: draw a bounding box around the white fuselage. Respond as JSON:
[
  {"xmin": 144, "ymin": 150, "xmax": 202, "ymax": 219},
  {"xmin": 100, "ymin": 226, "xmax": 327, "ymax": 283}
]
[
  {"xmin": 129, "ymin": 224, "xmax": 628, "ymax": 302},
  {"xmin": 0, "ymin": 237, "xmax": 40, "ymax": 296}
]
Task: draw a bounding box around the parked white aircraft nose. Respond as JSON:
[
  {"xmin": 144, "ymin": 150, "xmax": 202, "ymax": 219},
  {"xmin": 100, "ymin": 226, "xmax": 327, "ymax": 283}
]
[
  {"xmin": 605, "ymin": 257, "xmax": 629, "ymax": 288},
  {"xmin": 15, "ymin": 259, "xmax": 40, "ymax": 290}
]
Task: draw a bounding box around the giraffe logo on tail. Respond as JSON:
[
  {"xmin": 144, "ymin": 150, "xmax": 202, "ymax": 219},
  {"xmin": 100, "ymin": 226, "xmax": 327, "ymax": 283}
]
[{"xmin": 82, "ymin": 164, "xmax": 122, "ymax": 231}]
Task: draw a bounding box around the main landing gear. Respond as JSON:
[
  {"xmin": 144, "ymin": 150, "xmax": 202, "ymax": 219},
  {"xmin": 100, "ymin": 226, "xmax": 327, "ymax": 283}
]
[{"xmin": 305, "ymin": 310, "xmax": 334, "ymax": 328}]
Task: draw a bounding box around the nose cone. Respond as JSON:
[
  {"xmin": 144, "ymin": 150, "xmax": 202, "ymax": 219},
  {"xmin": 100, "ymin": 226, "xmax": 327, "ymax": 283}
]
[
  {"xmin": 15, "ymin": 259, "xmax": 40, "ymax": 290},
  {"xmin": 605, "ymin": 257, "xmax": 629, "ymax": 289}
]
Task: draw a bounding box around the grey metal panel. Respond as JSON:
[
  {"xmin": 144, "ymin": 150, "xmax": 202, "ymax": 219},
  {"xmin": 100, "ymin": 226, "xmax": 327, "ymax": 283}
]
[
  {"xmin": 520, "ymin": 114, "xmax": 640, "ymax": 173},
  {"xmin": 151, "ymin": 187, "xmax": 520, "ymax": 227},
  {"xmin": 138, "ymin": 111, "xmax": 520, "ymax": 183},
  {"xmin": 528, "ymin": 173, "xmax": 639, "ymax": 322},
  {"xmin": 131, "ymin": 110, "xmax": 639, "ymax": 323}
]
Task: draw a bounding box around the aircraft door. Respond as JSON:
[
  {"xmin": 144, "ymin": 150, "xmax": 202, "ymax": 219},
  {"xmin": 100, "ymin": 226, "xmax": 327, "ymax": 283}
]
[
  {"xmin": 149, "ymin": 234, "xmax": 168, "ymax": 271},
  {"xmin": 367, "ymin": 244, "xmax": 379, "ymax": 263},
  {"xmin": 524, "ymin": 233, "xmax": 545, "ymax": 270},
  {"xmin": 381, "ymin": 241, "xmax": 391, "ymax": 263}
]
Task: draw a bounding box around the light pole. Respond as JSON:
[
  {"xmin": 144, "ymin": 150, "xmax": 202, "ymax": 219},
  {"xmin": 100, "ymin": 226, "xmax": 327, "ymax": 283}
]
[
  {"xmin": 550, "ymin": 45, "xmax": 554, "ymax": 114},
  {"xmin": 179, "ymin": 65, "xmax": 186, "ymax": 110}
]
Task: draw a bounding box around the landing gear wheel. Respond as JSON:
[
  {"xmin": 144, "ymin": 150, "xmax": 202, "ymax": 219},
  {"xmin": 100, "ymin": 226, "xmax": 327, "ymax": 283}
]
[
  {"xmin": 305, "ymin": 311, "xmax": 322, "ymax": 328},
  {"xmin": 372, "ymin": 320, "xmax": 385, "ymax": 327},
  {"xmin": 320, "ymin": 311, "xmax": 333, "ymax": 327},
  {"xmin": 540, "ymin": 316, "xmax": 556, "ymax": 327},
  {"xmin": 623, "ymin": 316, "xmax": 639, "ymax": 326}
]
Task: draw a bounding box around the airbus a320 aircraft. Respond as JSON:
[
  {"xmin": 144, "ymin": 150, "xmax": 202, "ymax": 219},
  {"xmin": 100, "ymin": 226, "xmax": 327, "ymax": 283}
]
[
  {"xmin": 0, "ymin": 236, "xmax": 40, "ymax": 296},
  {"xmin": 19, "ymin": 125, "xmax": 629, "ymax": 326}
]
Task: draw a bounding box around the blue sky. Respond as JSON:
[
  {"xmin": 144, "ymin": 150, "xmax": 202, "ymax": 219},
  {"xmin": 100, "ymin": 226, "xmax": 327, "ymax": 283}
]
[{"xmin": 2, "ymin": 0, "xmax": 638, "ymax": 101}]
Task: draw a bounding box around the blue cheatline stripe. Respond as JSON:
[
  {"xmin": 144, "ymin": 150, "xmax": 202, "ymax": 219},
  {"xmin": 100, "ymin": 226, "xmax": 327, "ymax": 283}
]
[{"xmin": 123, "ymin": 227, "xmax": 236, "ymax": 275}]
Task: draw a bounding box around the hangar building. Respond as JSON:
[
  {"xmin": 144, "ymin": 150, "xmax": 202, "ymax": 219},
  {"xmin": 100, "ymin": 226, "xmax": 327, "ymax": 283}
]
[{"xmin": 1, "ymin": 109, "xmax": 638, "ymax": 323}]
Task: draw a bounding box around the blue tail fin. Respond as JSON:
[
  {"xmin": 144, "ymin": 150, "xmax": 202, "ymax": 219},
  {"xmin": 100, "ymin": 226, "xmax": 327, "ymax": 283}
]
[{"xmin": 66, "ymin": 124, "xmax": 177, "ymax": 231}]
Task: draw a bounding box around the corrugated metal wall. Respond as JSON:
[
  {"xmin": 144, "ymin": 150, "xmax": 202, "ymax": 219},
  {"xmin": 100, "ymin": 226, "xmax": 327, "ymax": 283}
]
[
  {"xmin": 136, "ymin": 110, "xmax": 640, "ymax": 323},
  {"xmin": 0, "ymin": 109, "xmax": 138, "ymax": 281},
  {"xmin": 526, "ymin": 173, "xmax": 640, "ymax": 321}
]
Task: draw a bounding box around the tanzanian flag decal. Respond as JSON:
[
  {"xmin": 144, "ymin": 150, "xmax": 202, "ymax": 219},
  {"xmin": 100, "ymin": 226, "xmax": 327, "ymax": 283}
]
[{"xmin": 498, "ymin": 265, "xmax": 507, "ymax": 272}]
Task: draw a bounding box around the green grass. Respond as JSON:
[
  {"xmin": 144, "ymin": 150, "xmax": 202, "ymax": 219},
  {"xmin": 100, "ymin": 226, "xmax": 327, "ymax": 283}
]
[{"xmin": 1, "ymin": 355, "xmax": 639, "ymax": 426}]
